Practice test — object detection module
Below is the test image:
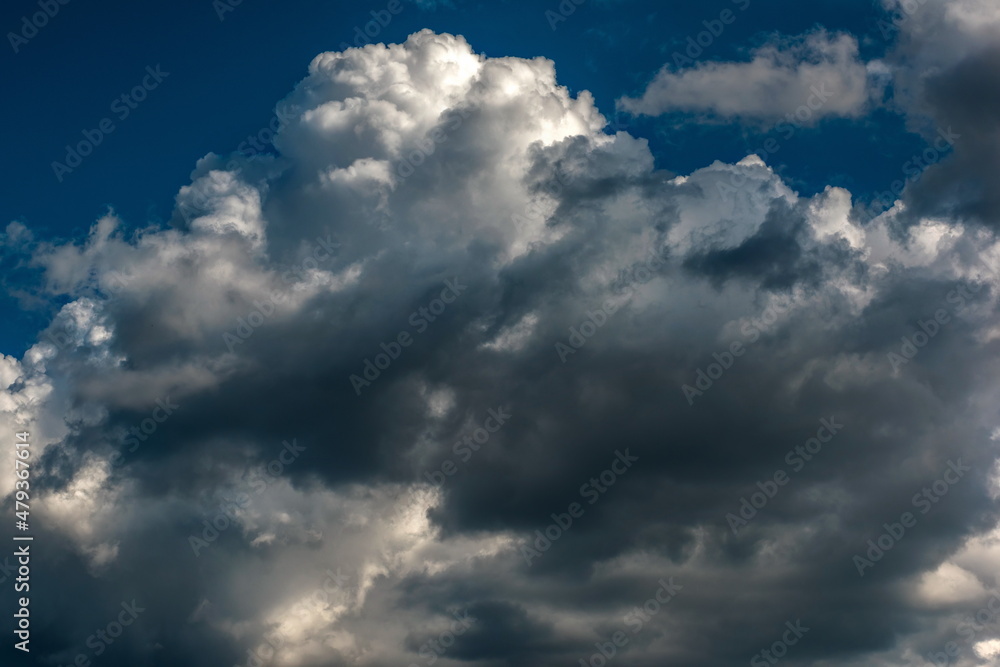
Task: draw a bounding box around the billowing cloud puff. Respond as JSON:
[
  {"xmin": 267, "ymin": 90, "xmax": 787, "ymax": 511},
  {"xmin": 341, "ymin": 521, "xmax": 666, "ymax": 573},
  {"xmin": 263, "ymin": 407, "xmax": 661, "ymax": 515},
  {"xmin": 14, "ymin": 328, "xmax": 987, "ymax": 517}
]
[
  {"xmin": 875, "ymin": 0, "xmax": 1000, "ymax": 229},
  {"xmin": 3, "ymin": 27, "xmax": 1000, "ymax": 667}
]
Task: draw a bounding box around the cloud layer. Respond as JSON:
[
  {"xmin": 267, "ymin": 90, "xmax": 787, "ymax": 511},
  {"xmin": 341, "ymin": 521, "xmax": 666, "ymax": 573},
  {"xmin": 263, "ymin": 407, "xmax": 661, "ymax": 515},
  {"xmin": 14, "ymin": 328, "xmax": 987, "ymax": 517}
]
[{"xmin": 2, "ymin": 22, "xmax": 1000, "ymax": 667}]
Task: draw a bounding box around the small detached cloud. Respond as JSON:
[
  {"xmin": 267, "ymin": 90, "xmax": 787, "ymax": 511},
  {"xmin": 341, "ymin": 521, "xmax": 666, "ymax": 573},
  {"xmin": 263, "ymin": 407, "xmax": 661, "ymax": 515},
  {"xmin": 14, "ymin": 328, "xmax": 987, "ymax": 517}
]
[{"xmin": 619, "ymin": 30, "xmax": 876, "ymax": 126}]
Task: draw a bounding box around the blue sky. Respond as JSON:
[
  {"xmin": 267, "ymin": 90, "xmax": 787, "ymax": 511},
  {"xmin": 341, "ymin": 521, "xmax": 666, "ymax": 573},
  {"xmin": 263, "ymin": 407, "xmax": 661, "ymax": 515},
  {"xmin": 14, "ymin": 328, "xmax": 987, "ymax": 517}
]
[{"xmin": 1, "ymin": 0, "xmax": 928, "ymax": 355}]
